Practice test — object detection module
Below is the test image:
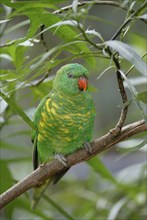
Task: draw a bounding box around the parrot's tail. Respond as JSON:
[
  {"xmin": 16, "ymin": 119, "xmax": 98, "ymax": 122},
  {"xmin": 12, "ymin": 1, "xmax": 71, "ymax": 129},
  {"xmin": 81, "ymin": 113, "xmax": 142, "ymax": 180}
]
[
  {"xmin": 31, "ymin": 179, "xmax": 51, "ymax": 210},
  {"xmin": 52, "ymin": 168, "xmax": 70, "ymax": 185},
  {"xmin": 31, "ymin": 168, "xmax": 70, "ymax": 209}
]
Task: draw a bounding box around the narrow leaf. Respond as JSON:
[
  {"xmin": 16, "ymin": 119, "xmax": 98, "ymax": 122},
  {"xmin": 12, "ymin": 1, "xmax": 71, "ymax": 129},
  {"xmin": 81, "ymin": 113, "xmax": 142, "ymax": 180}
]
[
  {"xmin": 88, "ymin": 157, "xmax": 117, "ymax": 184},
  {"xmin": 108, "ymin": 198, "xmax": 128, "ymax": 220},
  {"xmin": 137, "ymin": 14, "xmax": 147, "ymax": 20},
  {"xmin": 36, "ymin": 20, "xmax": 79, "ymax": 38},
  {"xmin": 117, "ymin": 138, "xmax": 147, "ymax": 152},
  {"xmin": 44, "ymin": 195, "xmax": 74, "ymax": 220},
  {"xmin": 137, "ymin": 90, "xmax": 147, "ymax": 103},
  {"xmin": 0, "ymin": 19, "xmax": 10, "ymax": 24},
  {"xmin": 119, "ymin": 70, "xmax": 147, "ymax": 120},
  {"xmin": 86, "ymin": 29, "xmax": 104, "ymax": 42},
  {"xmin": 72, "ymin": 0, "xmax": 79, "ymax": 14},
  {"xmin": 105, "ymin": 40, "xmax": 147, "ymax": 76},
  {"xmin": 0, "ymin": 91, "xmax": 35, "ymax": 130}
]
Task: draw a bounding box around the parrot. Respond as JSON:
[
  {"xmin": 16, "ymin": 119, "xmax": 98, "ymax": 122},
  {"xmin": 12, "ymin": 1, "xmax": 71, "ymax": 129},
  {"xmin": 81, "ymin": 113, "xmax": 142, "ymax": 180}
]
[{"xmin": 31, "ymin": 63, "xmax": 96, "ymax": 208}]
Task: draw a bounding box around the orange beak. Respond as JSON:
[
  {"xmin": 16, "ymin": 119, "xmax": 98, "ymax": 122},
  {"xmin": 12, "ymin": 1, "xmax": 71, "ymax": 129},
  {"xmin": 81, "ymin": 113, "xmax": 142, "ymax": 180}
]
[{"xmin": 78, "ymin": 76, "xmax": 88, "ymax": 91}]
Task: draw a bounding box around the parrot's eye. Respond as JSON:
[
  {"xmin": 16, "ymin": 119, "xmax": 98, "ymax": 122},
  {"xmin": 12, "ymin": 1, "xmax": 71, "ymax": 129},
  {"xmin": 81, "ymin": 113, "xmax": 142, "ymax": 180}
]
[{"xmin": 68, "ymin": 73, "xmax": 74, "ymax": 78}]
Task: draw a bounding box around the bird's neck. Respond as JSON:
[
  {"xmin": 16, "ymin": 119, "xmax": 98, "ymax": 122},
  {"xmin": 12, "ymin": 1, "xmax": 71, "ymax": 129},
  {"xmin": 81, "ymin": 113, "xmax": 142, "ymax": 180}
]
[{"xmin": 52, "ymin": 89, "xmax": 89, "ymax": 104}]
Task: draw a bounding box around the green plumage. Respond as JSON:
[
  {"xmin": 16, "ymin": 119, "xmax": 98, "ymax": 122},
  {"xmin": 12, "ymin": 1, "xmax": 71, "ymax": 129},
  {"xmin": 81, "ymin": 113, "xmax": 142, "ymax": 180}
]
[{"xmin": 31, "ymin": 63, "xmax": 95, "ymax": 208}]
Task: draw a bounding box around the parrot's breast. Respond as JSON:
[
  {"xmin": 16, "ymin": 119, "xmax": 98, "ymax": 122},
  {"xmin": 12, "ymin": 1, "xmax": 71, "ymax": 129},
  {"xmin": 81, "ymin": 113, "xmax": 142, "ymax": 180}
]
[{"xmin": 36, "ymin": 92, "xmax": 95, "ymax": 162}]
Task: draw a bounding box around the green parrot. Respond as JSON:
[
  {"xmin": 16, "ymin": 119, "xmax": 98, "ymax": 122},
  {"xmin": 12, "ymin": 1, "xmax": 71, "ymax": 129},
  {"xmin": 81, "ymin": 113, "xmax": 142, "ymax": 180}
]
[{"xmin": 31, "ymin": 63, "xmax": 96, "ymax": 208}]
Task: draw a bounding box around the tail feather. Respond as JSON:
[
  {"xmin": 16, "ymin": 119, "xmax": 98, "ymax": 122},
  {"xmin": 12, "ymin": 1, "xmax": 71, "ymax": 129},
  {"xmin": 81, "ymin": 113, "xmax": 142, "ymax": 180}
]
[
  {"xmin": 31, "ymin": 168, "xmax": 70, "ymax": 209},
  {"xmin": 32, "ymin": 134, "xmax": 70, "ymax": 208},
  {"xmin": 52, "ymin": 168, "xmax": 70, "ymax": 185},
  {"xmin": 31, "ymin": 179, "xmax": 51, "ymax": 209}
]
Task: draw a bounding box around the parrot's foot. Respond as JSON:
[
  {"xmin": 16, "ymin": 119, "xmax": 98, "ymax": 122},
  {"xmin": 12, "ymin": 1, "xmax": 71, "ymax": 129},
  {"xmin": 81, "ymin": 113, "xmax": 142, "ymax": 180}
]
[
  {"xmin": 83, "ymin": 142, "xmax": 92, "ymax": 154},
  {"xmin": 55, "ymin": 153, "xmax": 67, "ymax": 167}
]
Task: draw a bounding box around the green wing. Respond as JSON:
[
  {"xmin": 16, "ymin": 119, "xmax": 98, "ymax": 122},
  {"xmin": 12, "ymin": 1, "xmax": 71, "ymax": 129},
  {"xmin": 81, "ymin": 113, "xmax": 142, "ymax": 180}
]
[{"xmin": 32, "ymin": 94, "xmax": 50, "ymax": 170}]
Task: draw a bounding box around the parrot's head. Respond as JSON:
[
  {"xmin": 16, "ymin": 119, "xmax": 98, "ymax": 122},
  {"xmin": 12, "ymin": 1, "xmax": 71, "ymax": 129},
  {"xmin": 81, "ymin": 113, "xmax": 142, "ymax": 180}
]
[{"xmin": 53, "ymin": 63, "xmax": 89, "ymax": 96}]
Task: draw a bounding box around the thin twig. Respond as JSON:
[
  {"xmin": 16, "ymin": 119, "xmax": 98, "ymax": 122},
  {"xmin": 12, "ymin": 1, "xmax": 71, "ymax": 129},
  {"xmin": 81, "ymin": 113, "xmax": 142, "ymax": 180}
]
[
  {"xmin": 1, "ymin": 1, "xmax": 146, "ymax": 48},
  {"xmin": 77, "ymin": 23, "xmax": 102, "ymax": 50},
  {"xmin": 40, "ymin": 25, "xmax": 49, "ymax": 52},
  {"xmin": 35, "ymin": 25, "xmax": 50, "ymax": 85},
  {"xmin": 125, "ymin": 52, "xmax": 147, "ymax": 76},
  {"xmin": 53, "ymin": 1, "xmax": 131, "ymax": 15},
  {"xmin": 33, "ymin": 72, "xmax": 50, "ymax": 87},
  {"xmin": 74, "ymin": 22, "xmax": 128, "ymax": 135},
  {"xmin": 43, "ymin": 195, "xmax": 74, "ymax": 220},
  {"xmin": 0, "ymin": 40, "xmax": 15, "ymax": 48},
  {"xmin": 0, "ymin": 120, "xmax": 146, "ymax": 209},
  {"xmin": 53, "ymin": 0, "xmax": 147, "ymax": 26},
  {"xmin": 106, "ymin": 48, "xmax": 128, "ymax": 136},
  {"xmin": 111, "ymin": 1, "xmax": 147, "ymax": 40}
]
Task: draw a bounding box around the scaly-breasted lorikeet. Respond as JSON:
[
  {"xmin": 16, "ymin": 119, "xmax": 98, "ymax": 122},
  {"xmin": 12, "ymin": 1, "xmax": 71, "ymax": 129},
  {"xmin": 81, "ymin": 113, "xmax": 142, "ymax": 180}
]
[{"xmin": 31, "ymin": 63, "xmax": 96, "ymax": 208}]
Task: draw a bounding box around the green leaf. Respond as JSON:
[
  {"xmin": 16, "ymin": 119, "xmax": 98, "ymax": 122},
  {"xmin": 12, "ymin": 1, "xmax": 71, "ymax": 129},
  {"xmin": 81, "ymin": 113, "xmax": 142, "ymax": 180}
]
[
  {"xmin": 87, "ymin": 157, "xmax": 117, "ymax": 184},
  {"xmin": 117, "ymin": 138, "xmax": 147, "ymax": 152},
  {"xmin": 108, "ymin": 198, "xmax": 128, "ymax": 220},
  {"xmin": 5, "ymin": 20, "xmax": 29, "ymax": 35},
  {"xmin": 44, "ymin": 195, "xmax": 75, "ymax": 220},
  {"xmin": 31, "ymin": 80, "xmax": 53, "ymax": 99},
  {"xmin": 119, "ymin": 70, "xmax": 147, "ymax": 120},
  {"xmin": 0, "ymin": 19, "xmax": 10, "ymax": 24},
  {"xmin": 137, "ymin": 14, "xmax": 147, "ymax": 20},
  {"xmin": 3, "ymin": 130, "xmax": 30, "ymax": 140},
  {"xmin": 0, "ymin": 160, "xmax": 12, "ymax": 194},
  {"xmin": 105, "ymin": 40, "xmax": 147, "ymax": 76},
  {"xmin": 72, "ymin": 0, "xmax": 79, "ymax": 14},
  {"xmin": 0, "ymin": 70, "xmax": 17, "ymax": 80},
  {"xmin": 6, "ymin": 195, "xmax": 51, "ymax": 220},
  {"xmin": 2, "ymin": 0, "xmax": 96, "ymax": 66},
  {"xmin": 137, "ymin": 90, "xmax": 147, "ymax": 103},
  {"xmin": 0, "ymin": 91, "xmax": 35, "ymax": 130},
  {"xmin": 85, "ymin": 29, "xmax": 104, "ymax": 42},
  {"xmin": 40, "ymin": 13, "xmax": 96, "ymax": 66},
  {"xmin": 0, "ymin": 140, "xmax": 29, "ymax": 152}
]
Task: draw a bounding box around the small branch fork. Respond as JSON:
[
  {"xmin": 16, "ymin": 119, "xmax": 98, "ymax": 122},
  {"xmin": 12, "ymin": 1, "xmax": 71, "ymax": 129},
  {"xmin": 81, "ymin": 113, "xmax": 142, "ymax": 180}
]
[
  {"xmin": 0, "ymin": 120, "xmax": 146, "ymax": 209},
  {"xmin": 53, "ymin": 1, "xmax": 142, "ymax": 16},
  {"xmin": 106, "ymin": 48, "xmax": 128, "ymax": 136}
]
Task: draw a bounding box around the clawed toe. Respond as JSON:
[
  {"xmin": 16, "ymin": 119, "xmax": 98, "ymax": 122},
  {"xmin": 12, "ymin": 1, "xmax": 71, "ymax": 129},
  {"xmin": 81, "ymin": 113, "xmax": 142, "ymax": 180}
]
[
  {"xmin": 83, "ymin": 142, "xmax": 92, "ymax": 154},
  {"xmin": 55, "ymin": 153, "xmax": 67, "ymax": 167}
]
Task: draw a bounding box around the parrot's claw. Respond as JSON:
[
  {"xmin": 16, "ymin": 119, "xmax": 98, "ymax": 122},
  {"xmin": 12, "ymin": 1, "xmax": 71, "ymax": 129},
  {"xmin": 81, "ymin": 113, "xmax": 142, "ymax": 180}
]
[
  {"xmin": 83, "ymin": 142, "xmax": 92, "ymax": 154},
  {"xmin": 55, "ymin": 153, "xmax": 67, "ymax": 167}
]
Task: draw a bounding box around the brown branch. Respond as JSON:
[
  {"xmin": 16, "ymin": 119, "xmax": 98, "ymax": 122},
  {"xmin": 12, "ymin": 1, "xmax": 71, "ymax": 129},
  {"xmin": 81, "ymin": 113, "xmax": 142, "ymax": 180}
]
[
  {"xmin": 53, "ymin": 1, "xmax": 131, "ymax": 15},
  {"xmin": 114, "ymin": 69, "xmax": 128, "ymax": 131},
  {"xmin": 40, "ymin": 25, "xmax": 49, "ymax": 52},
  {"xmin": 0, "ymin": 120, "xmax": 146, "ymax": 209},
  {"xmin": 53, "ymin": 0, "xmax": 147, "ymax": 25},
  {"xmin": 111, "ymin": 1, "xmax": 147, "ymax": 40},
  {"xmin": 1, "ymin": 1, "xmax": 146, "ymax": 49},
  {"xmin": 106, "ymin": 48, "xmax": 128, "ymax": 136}
]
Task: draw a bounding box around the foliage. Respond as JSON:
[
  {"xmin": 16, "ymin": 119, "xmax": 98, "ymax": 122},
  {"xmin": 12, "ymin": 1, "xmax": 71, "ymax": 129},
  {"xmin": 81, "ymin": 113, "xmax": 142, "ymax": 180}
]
[{"xmin": 0, "ymin": 0, "xmax": 146, "ymax": 219}]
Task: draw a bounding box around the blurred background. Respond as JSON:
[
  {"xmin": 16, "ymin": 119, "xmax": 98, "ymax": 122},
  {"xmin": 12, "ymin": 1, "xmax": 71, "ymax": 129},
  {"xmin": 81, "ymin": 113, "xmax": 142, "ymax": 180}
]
[{"xmin": 0, "ymin": 0, "xmax": 146, "ymax": 219}]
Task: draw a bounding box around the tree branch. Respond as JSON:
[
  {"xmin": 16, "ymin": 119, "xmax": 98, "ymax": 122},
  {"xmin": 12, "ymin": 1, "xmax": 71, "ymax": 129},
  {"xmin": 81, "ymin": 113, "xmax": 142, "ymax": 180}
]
[
  {"xmin": 53, "ymin": 1, "xmax": 131, "ymax": 15},
  {"xmin": 53, "ymin": 0, "xmax": 147, "ymax": 25},
  {"xmin": 105, "ymin": 47, "xmax": 128, "ymax": 137},
  {"xmin": 111, "ymin": 1, "xmax": 147, "ymax": 40},
  {"xmin": 0, "ymin": 120, "xmax": 146, "ymax": 209}
]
